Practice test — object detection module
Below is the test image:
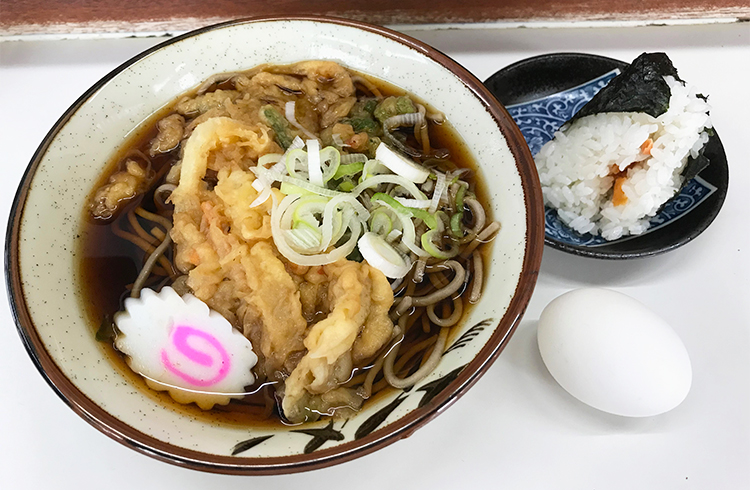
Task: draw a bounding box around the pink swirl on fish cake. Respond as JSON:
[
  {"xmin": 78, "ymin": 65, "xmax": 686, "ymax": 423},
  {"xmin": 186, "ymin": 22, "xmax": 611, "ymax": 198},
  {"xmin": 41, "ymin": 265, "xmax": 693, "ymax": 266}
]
[{"xmin": 161, "ymin": 325, "xmax": 231, "ymax": 387}]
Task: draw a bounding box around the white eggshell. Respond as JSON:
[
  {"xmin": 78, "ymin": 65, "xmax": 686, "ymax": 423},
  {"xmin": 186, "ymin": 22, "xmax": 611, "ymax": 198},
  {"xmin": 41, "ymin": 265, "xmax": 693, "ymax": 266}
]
[{"xmin": 537, "ymin": 288, "xmax": 692, "ymax": 417}]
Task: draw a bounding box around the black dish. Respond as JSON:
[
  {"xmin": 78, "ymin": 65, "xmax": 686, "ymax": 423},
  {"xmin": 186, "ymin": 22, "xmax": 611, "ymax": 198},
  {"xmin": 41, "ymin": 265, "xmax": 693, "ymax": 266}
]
[{"xmin": 484, "ymin": 53, "xmax": 729, "ymax": 259}]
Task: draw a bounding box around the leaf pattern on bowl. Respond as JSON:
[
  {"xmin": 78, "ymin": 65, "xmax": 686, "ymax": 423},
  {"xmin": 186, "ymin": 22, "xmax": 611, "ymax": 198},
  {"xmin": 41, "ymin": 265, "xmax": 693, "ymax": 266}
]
[
  {"xmin": 354, "ymin": 393, "xmax": 410, "ymax": 440},
  {"xmin": 292, "ymin": 420, "xmax": 346, "ymax": 454},
  {"xmin": 231, "ymin": 434, "xmax": 274, "ymax": 456},
  {"xmin": 416, "ymin": 364, "xmax": 467, "ymax": 409},
  {"xmin": 229, "ymin": 316, "xmax": 494, "ymax": 455},
  {"xmin": 444, "ymin": 318, "xmax": 493, "ymax": 355}
]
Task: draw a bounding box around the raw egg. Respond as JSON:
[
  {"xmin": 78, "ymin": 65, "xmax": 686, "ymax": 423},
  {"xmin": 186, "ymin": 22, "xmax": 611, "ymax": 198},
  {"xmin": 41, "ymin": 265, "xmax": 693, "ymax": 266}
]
[{"xmin": 537, "ymin": 288, "xmax": 692, "ymax": 417}]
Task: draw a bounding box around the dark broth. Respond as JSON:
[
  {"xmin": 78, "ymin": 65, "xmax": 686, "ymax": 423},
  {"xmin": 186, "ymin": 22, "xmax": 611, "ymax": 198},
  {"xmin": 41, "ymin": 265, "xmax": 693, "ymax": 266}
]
[{"xmin": 79, "ymin": 67, "xmax": 493, "ymax": 428}]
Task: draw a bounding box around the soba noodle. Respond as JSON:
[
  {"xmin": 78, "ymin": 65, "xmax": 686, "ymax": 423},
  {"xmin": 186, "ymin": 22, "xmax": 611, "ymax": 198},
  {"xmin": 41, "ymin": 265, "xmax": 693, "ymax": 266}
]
[{"xmin": 82, "ymin": 60, "xmax": 499, "ymax": 425}]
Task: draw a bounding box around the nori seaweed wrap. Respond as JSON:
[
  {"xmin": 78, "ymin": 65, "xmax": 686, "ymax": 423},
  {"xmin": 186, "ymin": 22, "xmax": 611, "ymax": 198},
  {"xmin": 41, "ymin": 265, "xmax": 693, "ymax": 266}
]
[{"xmin": 569, "ymin": 52, "xmax": 711, "ymax": 183}]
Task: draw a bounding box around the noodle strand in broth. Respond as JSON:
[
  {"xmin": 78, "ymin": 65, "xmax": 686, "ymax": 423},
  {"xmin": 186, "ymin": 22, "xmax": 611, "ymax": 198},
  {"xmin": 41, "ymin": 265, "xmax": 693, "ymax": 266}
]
[{"xmin": 81, "ymin": 60, "xmax": 498, "ymax": 426}]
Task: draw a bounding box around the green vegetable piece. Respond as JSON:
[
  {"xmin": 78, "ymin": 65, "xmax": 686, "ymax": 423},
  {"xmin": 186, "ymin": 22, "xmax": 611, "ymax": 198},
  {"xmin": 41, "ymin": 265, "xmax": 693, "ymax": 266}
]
[
  {"xmin": 262, "ymin": 105, "xmax": 293, "ymax": 149},
  {"xmin": 363, "ymin": 99, "xmax": 378, "ymax": 114},
  {"xmin": 421, "ymin": 229, "xmax": 459, "ymax": 260},
  {"xmin": 450, "ymin": 212, "xmax": 463, "ymax": 238},
  {"xmin": 369, "ymin": 209, "xmax": 393, "ymax": 236},
  {"xmin": 342, "ymin": 99, "xmax": 382, "ymax": 136},
  {"xmin": 455, "ymin": 185, "xmax": 467, "ymax": 209},
  {"xmin": 280, "ymin": 182, "xmax": 315, "ymax": 196},
  {"xmin": 451, "ymin": 184, "xmax": 467, "ymax": 237},
  {"xmin": 373, "ymin": 96, "xmax": 416, "ymax": 123},
  {"xmin": 347, "ymin": 117, "xmax": 381, "ymax": 136},
  {"xmin": 338, "ymin": 179, "xmax": 355, "ymax": 192},
  {"xmin": 349, "ymin": 98, "xmax": 378, "ymax": 118},
  {"xmin": 333, "ymin": 162, "xmax": 365, "ymax": 180},
  {"xmin": 372, "ymin": 99, "xmax": 393, "ymax": 122},
  {"xmin": 319, "ymin": 146, "xmax": 342, "ymax": 183},
  {"xmin": 365, "ymin": 137, "xmax": 382, "ymax": 159},
  {"xmin": 285, "ymin": 148, "xmax": 308, "ymax": 178},
  {"xmin": 395, "ymin": 96, "xmax": 416, "ymax": 115},
  {"xmin": 371, "ymin": 192, "xmax": 438, "ymax": 230},
  {"xmin": 95, "ymin": 314, "xmax": 119, "ymax": 343}
]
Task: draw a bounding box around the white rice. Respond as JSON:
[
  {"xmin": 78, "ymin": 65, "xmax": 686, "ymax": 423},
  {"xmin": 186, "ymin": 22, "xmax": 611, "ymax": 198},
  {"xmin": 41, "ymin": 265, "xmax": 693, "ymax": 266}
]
[{"xmin": 535, "ymin": 76, "xmax": 712, "ymax": 241}]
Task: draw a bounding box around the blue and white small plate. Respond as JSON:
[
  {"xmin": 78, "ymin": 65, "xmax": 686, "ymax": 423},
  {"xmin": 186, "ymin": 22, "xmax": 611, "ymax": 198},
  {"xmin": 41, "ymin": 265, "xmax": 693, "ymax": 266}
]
[{"xmin": 485, "ymin": 53, "xmax": 729, "ymax": 259}]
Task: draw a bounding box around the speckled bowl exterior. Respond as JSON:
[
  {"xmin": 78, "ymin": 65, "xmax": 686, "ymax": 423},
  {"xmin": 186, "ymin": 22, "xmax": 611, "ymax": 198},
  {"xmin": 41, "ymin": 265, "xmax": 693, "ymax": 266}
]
[{"xmin": 6, "ymin": 16, "xmax": 544, "ymax": 474}]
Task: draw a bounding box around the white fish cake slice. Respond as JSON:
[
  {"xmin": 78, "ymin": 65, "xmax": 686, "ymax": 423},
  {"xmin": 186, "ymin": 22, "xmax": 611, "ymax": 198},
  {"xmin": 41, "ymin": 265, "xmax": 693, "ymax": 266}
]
[{"xmin": 114, "ymin": 287, "xmax": 258, "ymax": 410}]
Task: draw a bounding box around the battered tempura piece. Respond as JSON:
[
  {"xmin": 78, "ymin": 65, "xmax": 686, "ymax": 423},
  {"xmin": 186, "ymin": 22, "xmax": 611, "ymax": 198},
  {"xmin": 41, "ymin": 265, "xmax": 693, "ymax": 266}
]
[
  {"xmin": 86, "ymin": 60, "xmax": 494, "ymax": 424},
  {"xmin": 169, "ymin": 110, "xmax": 395, "ymax": 414},
  {"xmin": 282, "ymin": 260, "xmax": 394, "ymax": 423}
]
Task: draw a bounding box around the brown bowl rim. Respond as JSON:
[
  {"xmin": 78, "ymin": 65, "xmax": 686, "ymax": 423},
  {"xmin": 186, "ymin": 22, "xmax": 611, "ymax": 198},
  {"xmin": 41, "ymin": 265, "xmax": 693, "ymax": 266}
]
[{"xmin": 5, "ymin": 14, "xmax": 544, "ymax": 475}]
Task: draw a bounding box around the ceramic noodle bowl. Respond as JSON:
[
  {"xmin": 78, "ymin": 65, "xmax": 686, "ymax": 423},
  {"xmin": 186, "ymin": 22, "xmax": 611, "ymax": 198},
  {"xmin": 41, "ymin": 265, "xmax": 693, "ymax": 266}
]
[{"xmin": 6, "ymin": 16, "xmax": 543, "ymax": 474}]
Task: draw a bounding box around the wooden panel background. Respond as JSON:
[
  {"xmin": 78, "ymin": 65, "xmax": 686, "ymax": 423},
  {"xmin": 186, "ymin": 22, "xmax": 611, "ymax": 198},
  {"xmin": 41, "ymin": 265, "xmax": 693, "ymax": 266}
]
[{"xmin": 1, "ymin": 0, "xmax": 749, "ymax": 36}]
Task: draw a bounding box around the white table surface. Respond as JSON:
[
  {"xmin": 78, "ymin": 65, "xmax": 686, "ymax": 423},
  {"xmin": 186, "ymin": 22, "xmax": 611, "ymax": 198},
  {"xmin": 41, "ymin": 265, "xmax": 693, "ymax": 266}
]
[{"xmin": 1, "ymin": 22, "xmax": 748, "ymax": 489}]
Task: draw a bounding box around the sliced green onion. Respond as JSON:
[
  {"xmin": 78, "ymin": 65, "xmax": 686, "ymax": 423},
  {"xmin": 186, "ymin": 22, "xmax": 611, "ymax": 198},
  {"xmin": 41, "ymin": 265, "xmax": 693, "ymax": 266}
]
[
  {"xmin": 330, "ymin": 206, "xmax": 352, "ymax": 246},
  {"xmin": 271, "ymin": 194, "xmax": 364, "ymax": 266},
  {"xmin": 358, "ymin": 232, "xmax": 412, "ymax": 279},
  {"xmin": 369, "ymin": 209, "xmax": 393, "ymax": 236},
  {"xmin": 435, "ymin": 210, "xmax": 449, "ymax": 233},
  {"xmin": 285, "ymin": 101, "xmax": 317, "ymax": 140},
  {"xmin": 285, "ymin": 146, "xmax": 341, "ymax": 183},
  {"xmin": 292, "ymin": 217, "xmax": 322, "ymax": 234},
  {"xmin": 341, "ymin": 153, "xmax": 368, "ymax": 164},
  {"xmin": 421, "ymin": 229, "xmax": 459, "ymax": 259},
  {"xmin": 373, "ymin": 198, "xmax": 429, "ymax": 258},
  {"xmin": 320, "ymin": 194, "xmax": 370, "ymax": 252},
  {"xmin": 395, "ymin": 197, "xmax": 431, "ymax": 209},
  {"xmin": 272, "ymin": 136, "xmax": 304, "ymax": 175},
  {"xmin": 307, "ymin": 139, "xmax": 324, "ymax": 187},
  {"xmin": 450, "ymin": 212, "xmax": 463, "ymax": 238},
  {"xmin": 455, "ymin": 184, "xmax": 467, "ymax": 210},
  {"xmin": 332, "ymin": 133, "xmax": 345, "ymax": 148},
  {"xmin": 256, "ymin": 166, "xmax": 343, "ymax": 198},
  {"xmin": 361, "ymin": 159, "xmax": 389, "ymax": 181},
  {"xmin": 293, "ymin": 195, "xmax": 329, "ymax": 228},
  {"xmin": 278, "ymin": 175, "xmax": 341, "ymax": 197},
  {"xmin": 450, "ymin": 184, "xmax": 467, "ymax": 237},
  {"xmin": 371, "ymin": 192, "xmax": 437, "ymax": 230},
  {"xmin": 249, "ymin": 186, "xmax": 272, "ymax": 208},
  {"xmin": 285, "ymin": 148, "xmax": 308, "ymax": 178},
  {"xmin": 386, "ymin": 229, "xmax": 403, "ymax": 243},
  {"xmin": 286, "ymin": 225, "xmax": 322, "ymax": 252},
  {"xmin": 333, "ymin": 162, "xmax": 365, "ymax": 180},
  {"xmin": 352, "ymin": 174, "xmax": 427, "ymax": 200},
  {"xmin": 319, "ymin": 146, "xmax": 341, "ymax": 183},
  {"xmin": 280, "ymin": 182, "xmax": 314, "ymax": 196},
  {"xmin": 258, "ymin": 153, "xmax": 283, "ymax": 167},
  {"xmin": 429, "ymin": 171, "xmax": 447, "ymax": 213},
  {"xmin": 375, "ymin": 142, "xmax": 430, "ymax": 184}
]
